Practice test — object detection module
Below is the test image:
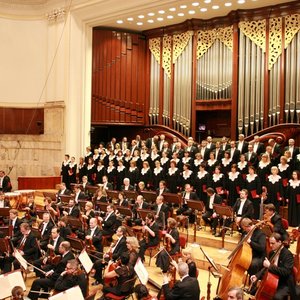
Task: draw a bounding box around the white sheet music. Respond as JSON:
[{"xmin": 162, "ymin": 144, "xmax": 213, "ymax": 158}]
[
  {"xmin": 49, "ymin": 286, "xmax": 84, "ymax": 300},
  {"xmin": 134, "ymin": 257, "xmax": 148, "ymax": 285},
  {"xmin": 0, "ymin": 270, "xmax": 26, "ymax": 299},
  {"xmin": 14, "ymin": 249, "xmax": 28, "ymax": 270},
  {"xmin": 78, "ymin": 249, "xmax": 93, "ymax": 274}
]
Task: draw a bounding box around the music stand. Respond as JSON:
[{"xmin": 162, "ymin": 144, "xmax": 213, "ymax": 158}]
[
  {"xmin": 116, "ymin": 206, "xmax": 133, "ymax": 218},
  {"xmin": 141, "ymin": 191, "xmax": 157, "ymax": 203},
  {"xmin": 43, "ymin": 192, "xmax": 57, "ymax": 201},
  {"xmin": 199, "ymin": 245, "xmax": 221, "ymax": 300},
  {"xmin": 31, "ymin": 227, "xmax": 41, "ymax": 239},
  {"xmin": 187, "ymin": 200, "xmax": 205, "ymax": 245},
  {"xmin": 86, "ymin": 185, "xmax": 98, "ymax": 195},
  {"xmin": 97, "ymin": 202, "xmax": 109, "ymax": 212},
  {"xmin": 0, "ymin": 208, "xmax": 10, "ymax": 218},
  {"xmin": 137, "ymin": 209, "xmax": 153, "ymax": 221},
  {"xmin": 124, "ymin": 190, "xmax": 138, "ymax": 200},
  {"xmin": 66, "ymin": 236, "xmax": 85, "ymax": 252},
  {"xmin": 213, "ymin": 204, "xmax": 233, "ymax": 252},
  {"xmin": 0, "ymin": 226, "xmax": 9, "ymax": 237},
  {"xmin": 162, "ymin": 193, "xmax": 182, "ymax": 207},
  {"xmin": 67, "ymin": 217, "xmax": 83, "ymax": 230},
  {"xmin": 107, "ymin": 190, "xmax": 119, "ymax": 201},
  {"xmin": 60, "ymin": 195, "xmax": 73, "ymax": 204},
  {"xmin": 36, "ymin": 210, "xmax": 48, "ymax": 220}
]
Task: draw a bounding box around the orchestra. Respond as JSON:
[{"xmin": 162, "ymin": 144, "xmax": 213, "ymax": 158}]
[{"xmin": 0, "ymin": 134, "xmax": 299, "ymax": 300}]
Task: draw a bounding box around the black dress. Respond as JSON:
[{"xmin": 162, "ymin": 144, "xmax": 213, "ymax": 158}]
[
  {"xmin": 61, "ymin": 160, "xmax": 70, "ymax": 187},
  {"xmin": 194, "ymin": 171, "xmax": 211, "ymax": 202},
  {"xmin": 78, "ymin": 163, "xmax": 87, "ymax": 183},
  {"xmin": 68, "ymin": 163, "xmax": 77, "ymax": 186},
  {"xmin": 257, "ymin": 161, "xmax": 271, "ymax": 187},
  {"xmin": 220, "ymin": 158, "xmax": 232, "ymax": 175},
  {"xmin": 211, "ymin": 173, "xmax": 226, "ymax": 197},
  {"xmin": 237, "ymin": 161, "xmax": 249, "ymax": 180},
  {"xmin": 166, "ymin": 168, "xmax": 180, "ymax": 193},
  {"xmin": 139, "ymin": 168, "xmax": 153, "ymax": 189},
  {"xmin": 95, "ymin": 165, "xmax": 107, "ymax": 184},
  {"xmin": 180, "ymin": 170, "xmax": 194, "ymax": 189},
  {"xmin": 86, "ymin": 164, "xmax": 97, "ymax": 185},
  {"xmin": 126, "ymin": 167, "xmax": 140, "ymax": 187},
  {"xmin": 226, "ymin": 171, "xmax": 244, "ymax": 206},
  {"xmin": 153, "ymin": 167, "xmax": 165, "ymax": 190},
  {"xmin": 116, "ymin": 166, "xmax": 126, "ymax": 190},
  {"xmin": 106, "ymin": 166, "xmax": 117, "ymax": 188},
  {"xmin": 266, "ymin": 175, "xmax": 284, "ymax": 212},
  {"xmin": 287, "ymin": 179, "xmax": 300, "ymax": 227},
  {"xmin": 245, "ymin": 174, "xmax": 262, "ymax": 220}
]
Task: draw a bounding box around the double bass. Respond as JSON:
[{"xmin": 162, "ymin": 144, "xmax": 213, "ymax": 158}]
[{"xmin": 217, "ymin": 220, "xmax": 264, "ymax": 299}]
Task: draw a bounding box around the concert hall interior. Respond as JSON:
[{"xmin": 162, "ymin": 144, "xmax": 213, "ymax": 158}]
[{"xmin": 1, "ymin": 0, "xmax": 300, "ymax": 299}]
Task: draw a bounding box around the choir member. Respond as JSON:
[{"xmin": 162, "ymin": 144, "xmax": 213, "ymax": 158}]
[
  {"xmin": 95, "ymin": 160, "xmax": 106, "ymax": 184},
  {"xmin": 287, "ymin": 170, "xmax": 300, "ymax": 227},
  {"xmin": 68, "ymin": 156, "xmax": 77, "ymax": 186},
  {"xmin": 206, "ymin": 151, "xmax": 218, "ymax": 174},
  {"xmin": 153, "ymin": 160, "xmax": 165, "ymax": 190},
  {"xmin": 220, "ymin": 151, "xmax": 232, "ymax": 174},
  {"xmin": 192, "ymin": 152, "xmax": 204, "ymax": 172},
  {"xmin": 226, "ymin": 164, "xmax": 243, "ymax": 207},
  {"xmin": 180, "ymin": 163, "xmax": 194, "ymax": 189},
  {"xmin": 127, "ymin": 160, "xmax": 140, "ymax": 187},
  {"xmin": 194, "ymin": 163, "xmax": 211, "ymax": 201},
  {"xmin": 237, "ymin": 154, "xmax": 249, "ymax": 180},
  {"xmin": 139, "ymin": 161, "xmax": 153, "ymax": 190},
  {"xmin": 61, "ymin": 154, "xmax": 71, "ymax": 189},
  {"xmin": 86, "ymin": 157, "xmax": 96, "ymax": 185},
  {"xmin": 116, "ymin": 160, "xmax": 126, "ymax": 191},
  {"xmin": 257, "ymin": 153, "xmax": 272, "ymax": 187},
  {"xmin": 77, "ymin": 156, "xmax": 87, "ymax": 183},
  {"xmin": 166, "ymin": 160, "xmax": 180, "ymax": 193},
  {"xmin": 211, "ymin": 166, "xmax": 226, "ymax": 197}
]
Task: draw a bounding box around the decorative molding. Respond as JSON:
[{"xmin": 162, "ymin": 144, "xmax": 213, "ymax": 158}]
[
  {"xmin": 239, "ymin": 20, "xmax": 266, "ymax": 52},
  {"xmin": 162, "ymin": 35, "xmax": 172, "ymax": 79},
  {"xmin": 269, "ymin": 17, "xmax": 282, "ymax": 70},
  {"xmin": 172, "ymin": 30, "xmax": 193, "ymax": 63},
  {"xmin": 149, "ymin": 37, "xmax": 161, "ymax": 65},
  {"xmin": 285, "ymin": 14, "xmax": 300, "ymax": 49}
]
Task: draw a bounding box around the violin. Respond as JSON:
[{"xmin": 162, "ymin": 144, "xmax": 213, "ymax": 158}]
[
  {"xmin": 48, "ymin": 248, "xmax": 61, "ymax": 265},
  {"xmin": 103, "ymin": 259, "xmax": 120, "ymax": 286}
]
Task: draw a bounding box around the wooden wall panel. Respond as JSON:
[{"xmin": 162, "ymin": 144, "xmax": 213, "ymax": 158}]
[
  {"xmin": 92, "ymin": 29, "xmax": 147, "ymax": 125},
  {"xmin": 0, "ymin": 107, "xmax": 44, "ymax": 135}
]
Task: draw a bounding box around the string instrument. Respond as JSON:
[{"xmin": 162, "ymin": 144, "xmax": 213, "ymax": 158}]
[
  {"xmin": 85, "ymin": 237, "xmax": 96, "ymax": 251},
  {"xmin": 157, "ymin": 258, "xmax": 176, "ymax": 300},
  {"xmin": 217, "ymin": 220, "xmax": 264, "ymax": 299},
  {"xmin": 294, "ymin": 234, "xmax": 300, "ymax": 284},
  {"xmin": 263, "ymin": 214, "xmax": 274, "ymax": 231},
  {"xmin": 255, "ymin": 244, "xmax": 284, "ymax": 300},
  {"xmin": 48, "ymin": 247, "xmax": 61, "ymax": 265},
  {"xmin": 103, "ymin": 259, "xmax": 121, "ymax": 286}
]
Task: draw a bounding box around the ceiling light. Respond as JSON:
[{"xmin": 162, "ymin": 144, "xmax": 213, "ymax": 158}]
[
  {"xmin": 204, "ymin": 0, "xmax": 211, "ymax": 3},
  {"xmin": 237, "ymin": 0, "xmax": 245, "ymax": 3},
  {"xmin": 169, "ymin": 8, "xmax": 176, "ymax": 12},
  {"xmin": 147, "ymin": 19, "xmax": 154, "ymax": 23},
  {"xmin": 167, "ymin": 15, "xmax": 174, "ymax": 19},
  {"xmin": 138, "ymin": 15, "xmax": 144, "ymax": 19},
  {"xmin": 212, "ymin": 5, "xmax": 219, "ymax": 9},
  {"xmin": 188, "ymin": 10, "xmax": 196, "ymax": 14},
  {"xmin": 157, "ymin": 17, "xmax": 164, "ymax": 21},
  {"xmin": 192, "ymin": 2, "xmax": 200, "ymax": 6},
  {"xmin": 148, "ymin": 12, "xmax": 155, "ymax": 16},
  {"xmin": 200, "ymin": 8, "xmax": 207, "ymax": 12},
  {"xmin": 178, "ymin": 12, "xmax": 184, "ymax": 17},
  {"xmin": 137, "ymin": 22, "xmax": 143, "ymax": 26},
  {"xmin": 127, "ymin": 17, "xmax": 133, "ymax": 21},
  {"xmin": 158, "ymin": 10, "xmax": 165, "ymax": 14},
  {"xmin": 180, "ymin": 5, "xmax": 187, "ymax": 9},
  {"xmin": 225, "ymin": 2, "xmax": 232, "ymax": 6},
  {"xmin": 116, "ymin": 20, "xmax": 123, "ymax": 24}
]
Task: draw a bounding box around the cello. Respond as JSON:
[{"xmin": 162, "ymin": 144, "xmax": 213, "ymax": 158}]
[{"xmin": 216, "ymin": 220, "xmax": 264, "ymax": 299}]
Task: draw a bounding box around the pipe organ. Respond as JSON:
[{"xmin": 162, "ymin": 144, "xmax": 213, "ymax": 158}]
[{"xmin": 92, "ymin": 2, "xmax": 300, "ymax": 140}]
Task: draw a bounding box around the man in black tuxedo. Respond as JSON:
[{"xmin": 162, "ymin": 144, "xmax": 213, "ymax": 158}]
[
  {"xmin": 92, "ymin": 226, "xmax": 127, "ymax": 285},
  {"xmin": 0, "ymin": 170, "xmax": 12, "ymax": 192},
  {"xmin": 229, "ymin": 141, "xmax": 241, "ymax": 164},
  {"xmin": 176, "ymin": 184, "xmax": 198, "ymax": 222},
  {"xmin": 9, "ymin": 208, "xmax": 23, "ymax": 245},
  {"xmin": 73, "ymin": 184, "xmax": 86, "ymax": 203},
  {"xmin": 98, "ymin": 204, "xmax": 117, "ymax": 236},
  {"xmin": 146, "ymin": 135, "xmax": 159, "ymax": 150},
  {"xmin": 33, "ymin": 226, "xmax": 64, "ymax": 277},
  {"xmin": 39, "ymin": 212, "xmax": 54, "ymax": 251},
  {"xmin": 236, "ymin": 134, "xmax": 249, "ymax": 154},
  {"xmin": 250, "ymin": 233, "xmax": 297, "ymax": 300},
  {"xmin": 156, "ymin": 180, "xmax": 170, "ymax": 196},
  {"xmin": 268, "ymin": 138, "xmax": 282, "ymax": 164},
  {"xmin": 252, "ymin": 135, "xmax": 265, "ymax": 156},
  {"xmin": 284, "ymin": 138, "xmax": 299, "ymax": 159},
  {"xmin": 121, "ymin": 178, "xmax": 134, "ymax": 191},
  {"xmin": 214, "ymin": 141, "xmax": 224, "ymax": 163},
  {"xmin": 202, "ymin": 187, "xmax": 223, "ymax": 235},
  {"xmin": 198, "ymin": 140, "xmax": 210, "ymax": 161},
  {"xmin": 54, "ymin": 259, "xmax": 87, "ymax": 297},
  {"xmin": 162, "ymin": 261, "xmax": 200, "ymax": 300},
  {"xmin": 28, "ymin": 241, "xmax": 75, "ymax": 300},
  {"xmin": 245, "ymin": 144, "xmax": 258, "ymax": 168},
  {"xmin": 85, "ymin": 217, "xmax": 103, "ymax": 254},
  {"xmin": 153, "ymin": 195, "xmax": 169, "ymax": 229},
  {"xmin": 233, "ymin": 189, "xmax": 254, "ymax": 226},
  {"xmin": 62, "ymin": 199, "xmax": 80, "ymax": 218},
  {"xmin": 132, "ymin": 195, "xmax": 150, "ymax": 223},
  {"xmin": 185, "ymin": 137, "xmax": 198, "ymax": 159},
  {"xmin": 240, "ymin": 218, "xmax": 266, "ymax": 275},
  {"xmin": 102, "ymin": 175, "xmax": 113, "ymax": 191}
]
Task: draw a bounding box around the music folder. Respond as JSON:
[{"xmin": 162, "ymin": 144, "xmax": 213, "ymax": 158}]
[
  {"xmin": 0, "ymin": 270, "xmax": 26, "ymax": 299},
  {"xmin": 78, "ymin": 249, "xmax": 93, "ymax": 274},
  {"xmin": 134, "ymin": 257, "xmax": 148, "ymax": 285},
  {"xmin": 49, "ymin": 285, "xmax": 84, "ymax": 300}
]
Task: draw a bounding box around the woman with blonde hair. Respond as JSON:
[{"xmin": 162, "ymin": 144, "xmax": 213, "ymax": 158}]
[{"xmin": 126, "ymin": 236, "xmax": 139, "ymax": 276}]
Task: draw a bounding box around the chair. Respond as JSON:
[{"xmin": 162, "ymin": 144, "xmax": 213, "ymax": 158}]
[
  {"xmin": 102, "ymin": 234, "xmax": 113, "ymax": 247},
  {"xmin": 105, "ymin": 276, "xmax": 137, "ymax": 300},
  {"xmin": 146, "ymin": 230, "xmax": 163, "ymax": 266},
  {"xmin": 282, "ymin": 218, "xmax": 289, "ymax": 230},
  {"xmin": 170, "ymin": 235, "xmax": 187, "ymax": 261}
]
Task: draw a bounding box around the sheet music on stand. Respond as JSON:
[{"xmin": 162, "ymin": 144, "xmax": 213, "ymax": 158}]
[
  {"xmin": 199, "ymin": 245, "xmax": 219, "ymax": 274},
  {"xmin": 49, "ymin": 285, "xmax": 84, "ymax": 300},
  {"xmin": 0, "ymin": 270, "xmax": 26, "ymax": 300},
  {"xmin": 78, "ymin": 249, "xmax": 93, "ymax": 274},
  {"xmin": 14, "ymin": 249, "xmax": 28, "ymax": 270},
  {"xmin": 134, "ymin": 257, "xmax": 149, "ymax": 285},
  {"xmin": 137, "ymin": 209, "xmax": 153, "ymax": 221}
]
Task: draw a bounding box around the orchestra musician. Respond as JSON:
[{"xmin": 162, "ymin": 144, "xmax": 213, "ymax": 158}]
[
  {"xmin": 162, "ymin": 262, "xmax": 200, "ymax": 300},
  {"xmin": 43, "ymin": 197, "xmax": 59, "ymax": 221},
  {"xmin": 134, "ymin": 283, "xmax": 157, "ymax": 300},
  {"xmin": 11, "ymin": 286, "xmax": 30, "ymax": 300},
  {"xmin": 139, "ymin": 213, "xmax": 160, "ymax": 262},
  {"xmin": 0, "ymin": 170, "xmax": 12, "ymax": 192},
  {"xmin": 131, "ymin": 195, "xmax": 149, "ymax": 225},
  {"xmin": 57, "ymin": 216, "xmax": 72, "ymax": 239},
  {"xmin": 56, "ymin": 182, "xmax": 72, "ymax": 202},
  {"xmin": 126, "ymin": 236, "xmax": 140, "ymax": 275},
  {"xmin": 263, "ymin": 203, "xmax": 288, "ymax": 241},
  {"xmin": 156, "ymin": 180, "xmax": 170, "ymax": 196},
  {"xmin": 39, "ymin": 212, "xmax": 54, "ymax": 251},
  {"xmin": 81, "ymin": 201, "xmax": 95, "ymax": 225},
  {"xmin": 239, "ymin": 218, "xmax": 266, "ymax": 275},
  {"xmin": 116, "ymin": 191, "xmax": 129, "ymax": 207},
  {"xmin": 73, "ymin": 184, "xmax": 86, "ymax": 203},
  {"xmin": 250, "ymin": 233, "xmax": 297, "ymax": 300},
  {"xmin": 227, "ymin": 287, "xmax": 244, "ymax": 300},
  {"xmin": 202, "ymin": 188, "xmax": 223, "ymax": 236},
  {"xmin": 27, "ymin": 241, "xmax": 74, "ymax": 300},
  {"xmin": 121, "ymin": 177, "xmax": 135, "ymax": 191},
  {"xmin": 92, "ymin": 225, "xmax": 127, "ymax": 286},
  {"xmin": 153, "ymin": 195, "xmax": 169, "ymax": 229},
  {"xmin": 62, "ymin": 199, "xmax": 80, "ymax": 218},
  {"xmin": 97, "ymin": 204, "xmax": 117, "ymax": 236},
  {"xmin": 84, "ymin": 217, "xmax": 103, "ymax": 254},
  {"xmin": 99, "ymin": 252, "xmax": 134, "ymax": 299},
  {"xmin": 156, "ymin": 217, "xmax": 180, "ymax": 273},
  {"xmin": 3, "ymin": 222, "xmax": 40, "ymax": 273},
  {"xmin": 9, "ymin": 208, "xmax": 22, "ymax": 246},
  {"xmin": 0, "ymin": 191, "xmax": 10, "ymax": 208},
  {"xmin": 32, "ymin": 226, "xmax": 64, "ymax": 278},
  {"xmin": 54, "ymin": 259, "xmax": 87, "ymax": 297}
]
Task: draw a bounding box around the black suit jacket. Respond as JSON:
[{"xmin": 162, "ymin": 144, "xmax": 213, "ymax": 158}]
[
  {"xmin": 19, "ymin": 231, "xmax": 39, "ymax": 260},
  {"xmin": 121, "ymin": 184, "xmax": 134, "ymax": 191},
  {"xmin": 39, "ymin": 222, "xmax": 54, "ymax": 242},
  {"xmin": 205, "ymin": 194, "xmax": 222, "ymax": 212},
  {"xmin": 55, "ymin": 272, "xmax": 87, "ymax": 297},
  {"xmin": 102, "ymin": 212, "xmax": 117, "ymax": 235},
  {"xmin": 236, "ymin": 141, "xmax": 249, "ymax": 154},
  {"xmin": 68, "ymin": 206, "xmax": 80, "ymax": 218},
  {"xmin": 229, "ymin": 148, "xmax": 241, "ymax": 163},
  {"xmin": 51, "ymin": 251, "xmax": 75, "ymax": 281},
  {"xmin": 245, "ymin": 151, "xmax": 258, "ymax": 167},
  {"xmin": 87, "ymin": 226, "xmax": 103, "ymax": 252},
  {"xmin": 112, "ymin": 236, "xmax": 127, "ymax": 261},
  {"xmin": 153, "ymin": 203, "xmax": 169, "ymax": 228},
  {"xmin": 74, "ymin": 191, "xmax": 86, "ymax": 203},
  {"xmin": 163, "ymin": 276, "xmax": 200, "ymax": 300},
  {"xmin": 233, "ymin": 199, "xmax": 254, "ymax": 219},
  {"xmin": 11, "ymin": 217, "xmax": 23, "ymax": 243},
  {"xmin": 49, "ymin": 235, "xmax": 65, "ymax": 255},
  {"xmin": 271, "ymin": 213, "xmax": 288, "ymax": 240},
  {"xmin": 253, "ymin": 142, "xmax": 265, "ymax": 155},
  {"xmin": 284, "ymin": 146, "xmax": 300, "ymax": 158}
]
